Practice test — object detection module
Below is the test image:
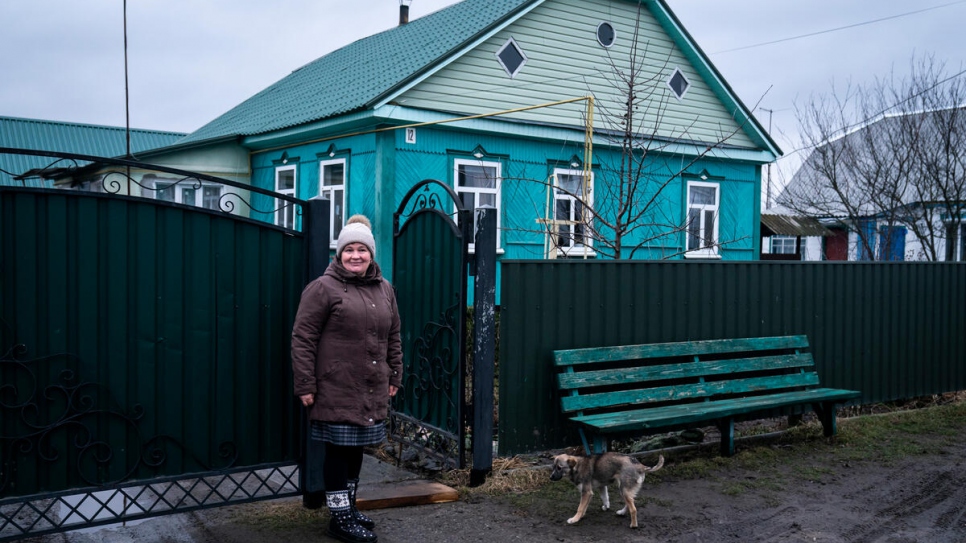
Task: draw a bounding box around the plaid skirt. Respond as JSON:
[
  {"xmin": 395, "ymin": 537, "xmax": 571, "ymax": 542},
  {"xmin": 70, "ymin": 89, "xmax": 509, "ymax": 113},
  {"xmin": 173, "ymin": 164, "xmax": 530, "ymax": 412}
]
[{"xmin": 310, "ymin": 420, "xmax": 386, "ymax": 447}]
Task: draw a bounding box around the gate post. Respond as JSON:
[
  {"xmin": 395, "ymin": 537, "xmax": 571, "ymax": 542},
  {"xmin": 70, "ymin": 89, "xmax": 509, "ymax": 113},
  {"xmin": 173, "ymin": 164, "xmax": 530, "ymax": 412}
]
[
  {"xmin": 470, "ymin": 205, "xmax": 497, "ymax": 487},
  {"xmin": 304, "ymin": 196, "xmax": 332, "ymax": 281},
  {"xmin": 300, "ymin": 196, "xmax": 330, "ymax": 506}
]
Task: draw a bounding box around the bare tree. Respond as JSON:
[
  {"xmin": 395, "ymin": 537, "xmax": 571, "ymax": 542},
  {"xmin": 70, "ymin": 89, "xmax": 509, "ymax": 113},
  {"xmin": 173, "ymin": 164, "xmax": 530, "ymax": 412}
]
[
  {"xmin": 782, "ymin": 54, "xmax": 966, "ymax": 261},
  {"xmin": 524, "ymin": 3, "xmax": 760, "ymax": 260}
]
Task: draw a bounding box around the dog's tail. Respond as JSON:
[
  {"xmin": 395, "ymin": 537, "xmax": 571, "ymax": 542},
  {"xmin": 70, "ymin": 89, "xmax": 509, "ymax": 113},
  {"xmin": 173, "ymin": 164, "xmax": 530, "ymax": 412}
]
[{"xmin": 641, "ymin": 455, "xmax": 664, "ymax": 473}]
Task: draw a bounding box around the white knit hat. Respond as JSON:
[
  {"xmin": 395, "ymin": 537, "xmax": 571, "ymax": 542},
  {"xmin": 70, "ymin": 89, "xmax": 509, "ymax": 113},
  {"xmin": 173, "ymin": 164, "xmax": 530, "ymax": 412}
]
[{"xmin": 336, "ymin": 214, "xmax": 376, "ymax": 258}]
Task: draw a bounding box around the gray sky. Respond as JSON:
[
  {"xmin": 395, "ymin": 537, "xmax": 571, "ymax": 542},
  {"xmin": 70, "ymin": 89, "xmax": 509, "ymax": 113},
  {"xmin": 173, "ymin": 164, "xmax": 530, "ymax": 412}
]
[{"xmin": 2, "ymin": 0, "xmax": 964, "ymax": 188}]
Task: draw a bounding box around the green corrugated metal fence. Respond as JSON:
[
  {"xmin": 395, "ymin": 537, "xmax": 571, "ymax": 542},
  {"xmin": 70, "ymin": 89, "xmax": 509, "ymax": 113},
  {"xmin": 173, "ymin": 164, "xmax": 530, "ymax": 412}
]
[
  {"xmin": 0, "ymin": 188, "xmax": 303, "ymax": 497},
  {"xmin": 498, "ymin": 260, "xmax": 966, "ymax": 454}
]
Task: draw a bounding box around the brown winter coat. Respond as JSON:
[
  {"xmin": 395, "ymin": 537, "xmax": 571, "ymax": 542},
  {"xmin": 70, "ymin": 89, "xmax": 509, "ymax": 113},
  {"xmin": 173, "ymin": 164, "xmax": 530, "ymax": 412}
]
[{"xmin": 291, "ymin": 259, "xmax": 403, "ymax": 426}]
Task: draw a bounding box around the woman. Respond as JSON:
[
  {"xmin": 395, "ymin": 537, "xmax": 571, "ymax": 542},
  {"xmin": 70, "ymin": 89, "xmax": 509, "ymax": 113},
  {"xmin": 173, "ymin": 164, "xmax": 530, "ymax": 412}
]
[{"xmin": 292, "ymin": 214, "xmax": 402, "ymax": 543}]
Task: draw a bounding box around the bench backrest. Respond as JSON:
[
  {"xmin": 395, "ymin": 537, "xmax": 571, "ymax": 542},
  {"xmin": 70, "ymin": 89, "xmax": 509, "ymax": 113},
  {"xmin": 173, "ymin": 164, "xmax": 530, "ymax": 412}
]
[{"xmin": 554, "ymin": 335, "xmax": 818, "ymax": 414}]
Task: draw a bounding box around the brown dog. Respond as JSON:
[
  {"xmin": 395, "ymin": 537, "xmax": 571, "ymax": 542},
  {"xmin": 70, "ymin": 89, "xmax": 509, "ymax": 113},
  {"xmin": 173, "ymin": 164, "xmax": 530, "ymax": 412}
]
[{"xmin": 550, "ymin": 452, "xmax": 664, "ymax": 528}]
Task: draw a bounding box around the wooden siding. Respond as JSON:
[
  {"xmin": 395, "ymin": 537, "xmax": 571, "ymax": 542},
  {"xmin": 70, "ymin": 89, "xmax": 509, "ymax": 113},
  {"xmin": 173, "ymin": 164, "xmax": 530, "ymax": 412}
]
[
  {"xmin": 389, "ymin": 126, "xmax": 759, "ymax": 262},
  {"xmin": 400, "ymin": 0, "xmax": 756, "ymax": 149}
]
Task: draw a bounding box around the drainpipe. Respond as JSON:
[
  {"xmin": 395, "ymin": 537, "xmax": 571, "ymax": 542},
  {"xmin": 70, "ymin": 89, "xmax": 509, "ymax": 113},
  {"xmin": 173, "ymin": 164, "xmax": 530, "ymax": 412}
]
[{"xmin": 399, "ymin": 0, "xmax": 412, "ymax": 25}]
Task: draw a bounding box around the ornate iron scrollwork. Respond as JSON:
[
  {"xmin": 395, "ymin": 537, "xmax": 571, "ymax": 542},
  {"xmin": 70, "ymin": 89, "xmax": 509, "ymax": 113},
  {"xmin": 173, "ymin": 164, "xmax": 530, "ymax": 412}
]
[
  {"xmin": 0, "ymin": 148, "xmax": 307, "ymax": 228},
  {"xmin": 0, "ymin": 327, "xmax": 290, "ymax": 541},
  {"xmin": 0, "ymin": 333, "xmax": 238, "ymax": 497},
  {"xmin": 395, "ymin": 181, "xmax": 461, "ymax": 227},
  {"xmin": 390, "ymin": 301, "xmax": 464, "ymax": 469}
]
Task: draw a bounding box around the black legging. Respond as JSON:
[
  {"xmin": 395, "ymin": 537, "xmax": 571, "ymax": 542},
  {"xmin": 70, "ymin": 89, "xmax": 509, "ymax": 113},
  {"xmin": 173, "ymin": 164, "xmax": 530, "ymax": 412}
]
[{"xmin": 323, "ymin": 443, "xmax": 364, "ymax": 492}]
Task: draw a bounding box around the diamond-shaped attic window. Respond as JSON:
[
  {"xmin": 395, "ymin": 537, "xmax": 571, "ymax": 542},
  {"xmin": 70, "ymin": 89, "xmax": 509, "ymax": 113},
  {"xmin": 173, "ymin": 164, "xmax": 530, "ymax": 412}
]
[
  {"xmin": 496, "ymin": 38, "xmax": 527, "ymax": 78},
  {"xmin": 668, "ymin": 68, "xmax": 690, "ymax": 99}
]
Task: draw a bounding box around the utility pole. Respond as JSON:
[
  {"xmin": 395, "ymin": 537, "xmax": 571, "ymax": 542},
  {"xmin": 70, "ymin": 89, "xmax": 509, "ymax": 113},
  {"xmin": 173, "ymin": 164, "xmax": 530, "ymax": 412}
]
[{"xmin": 760, "ymin": 108, "xmax": 774, "ymax": 210}]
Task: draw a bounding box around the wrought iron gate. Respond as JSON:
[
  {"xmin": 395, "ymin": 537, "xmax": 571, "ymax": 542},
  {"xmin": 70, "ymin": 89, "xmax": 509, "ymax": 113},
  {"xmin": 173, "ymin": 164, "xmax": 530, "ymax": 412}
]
[
  {"xmin": 0, "ymin": 149, "xmax": 306, "ymax": 541},
  {"xmin": 390, "ymin": 179, "xmax": 470, "ymax": 469}
]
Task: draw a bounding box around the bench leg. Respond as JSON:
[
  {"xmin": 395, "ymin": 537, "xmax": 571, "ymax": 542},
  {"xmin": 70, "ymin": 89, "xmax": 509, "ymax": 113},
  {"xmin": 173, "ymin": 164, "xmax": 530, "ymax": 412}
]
[
  {"xmin": 813, "ymin": 402, "xmax": 838, "ymax": 437},
  {"xmin": 717, "ymin": 418, "xmax": 735, "ymax": 457},
  {"xmin": 578, "ymin": 428, "xmax": 591, "ymax": 455},
  {"xmin": 577, "ymin": 429, "xmax": 608, "ymax": 454}
]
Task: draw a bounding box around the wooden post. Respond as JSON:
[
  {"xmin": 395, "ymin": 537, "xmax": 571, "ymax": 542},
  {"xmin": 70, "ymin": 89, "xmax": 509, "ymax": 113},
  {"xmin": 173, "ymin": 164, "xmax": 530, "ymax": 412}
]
[{"xmin": 470, "ymin": 206, "xmax": 497, "ymax": 487}]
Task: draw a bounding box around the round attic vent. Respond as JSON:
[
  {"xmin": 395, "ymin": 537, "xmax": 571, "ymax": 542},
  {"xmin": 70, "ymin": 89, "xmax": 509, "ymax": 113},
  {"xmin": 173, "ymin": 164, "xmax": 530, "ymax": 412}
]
[{"xmin": 597, "ymin": 22, "xmax": 616, "ymax": 48}]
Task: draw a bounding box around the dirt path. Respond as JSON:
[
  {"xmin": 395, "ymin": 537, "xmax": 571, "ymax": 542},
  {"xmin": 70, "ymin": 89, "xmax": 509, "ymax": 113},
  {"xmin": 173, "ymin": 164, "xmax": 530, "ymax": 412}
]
[{"xmin": 31, "ymin": 427, "xmax": 965, "ymax": 543}]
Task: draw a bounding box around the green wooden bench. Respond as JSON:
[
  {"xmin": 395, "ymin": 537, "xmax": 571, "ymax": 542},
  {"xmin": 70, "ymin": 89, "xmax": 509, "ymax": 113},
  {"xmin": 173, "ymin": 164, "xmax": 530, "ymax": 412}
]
[{"xmin": 554, "ymin": 335, "xmax": 861, "ymax": 456}]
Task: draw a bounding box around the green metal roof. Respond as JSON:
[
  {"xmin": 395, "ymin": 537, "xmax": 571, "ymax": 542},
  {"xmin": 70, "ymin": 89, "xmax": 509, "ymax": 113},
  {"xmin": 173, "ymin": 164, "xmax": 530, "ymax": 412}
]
[
  {"xmin": 0, "ymin": 116, "xmax": 186, "ymax": 187},
  {"xmin": 179, "ymin": 0, "xmax": 536, "ymax": 145}
]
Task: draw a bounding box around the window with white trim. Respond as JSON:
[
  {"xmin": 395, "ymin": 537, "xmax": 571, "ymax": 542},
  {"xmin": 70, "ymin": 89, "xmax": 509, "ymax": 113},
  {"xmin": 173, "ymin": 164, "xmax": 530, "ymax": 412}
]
[
  {"xmin": 495, "ymin": 38, "xmax": 527, "ymax": 78},
  {"xmin": 454, "ymin": 158, "xmax": 501, "ymax": 250},
  {"xmin": 770, "ymin": 236, "xmax": 797, "ymax": 254},
  {"xmin": 275, "ymin": 165, "xmax": 296, "ymax": 229},
  {"xmin": 319, "ymin": 159, "xmax": 346, "ymax": 247},
  {"xmin": 668, "ymin": 67, "xmax": 691, "ymax": 100},
  {"xmin": 154, "ymin": 177, "xmax": 223, "ymax": 211},
  {"xmin": 685, "ymin": 181, "xmax": 719, "ymax": 257},
  {"xmin": 552, "ymin": 168, "xmax": 594, "ymax": 256}
]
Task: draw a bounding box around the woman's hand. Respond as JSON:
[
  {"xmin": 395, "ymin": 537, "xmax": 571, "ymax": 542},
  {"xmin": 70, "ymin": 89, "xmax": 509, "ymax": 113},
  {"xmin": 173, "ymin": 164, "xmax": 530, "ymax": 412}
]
[
  {"xmin": 300, "ymin": 393, "xmax": 315, "ymax": 407},
  {"xmin": 388, "ymin": 385, "xmax": 399, "ymax": 398}
]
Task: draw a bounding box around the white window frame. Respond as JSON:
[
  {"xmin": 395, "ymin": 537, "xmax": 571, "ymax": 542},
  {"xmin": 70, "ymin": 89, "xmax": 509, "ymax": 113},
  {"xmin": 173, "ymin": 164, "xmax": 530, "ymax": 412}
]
[
  {"xmin": 454, "ymin": 158, "xmax": 501, "ymax": 252},
  {"xmin": 495, "ymin": 37, "xmax": 528, "ymax": 78},
  {"xmin": 319, "ymin": 158, "xmax": 346, "ymax": 248},
  {"xmin": 667, "ymin": 67, "xmax": 691, "ymax": 100},
  {"xmin": 552, "ymin": 168, "xmax": 595, "ymax": 257},
  {"xmin": 154, "ymin": 179, "xmax": 223, "ymax": 211},
  {"xmin": 684, "ymin": 181, "xmax": 720, "ymax": 259},
  {"xmin": 275, "ymin": 165, "xmax": 297, "ymax": 229},
  {"xmin": 770, "ymin": 236, "xmax": 797, "ymax": 255}
]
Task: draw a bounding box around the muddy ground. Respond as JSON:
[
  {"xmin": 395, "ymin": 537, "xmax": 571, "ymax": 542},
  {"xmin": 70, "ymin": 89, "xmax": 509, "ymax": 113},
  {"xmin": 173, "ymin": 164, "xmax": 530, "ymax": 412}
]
[{"xmin": 29, "ymin": 418, "xmax": 966, "ymax": 543}]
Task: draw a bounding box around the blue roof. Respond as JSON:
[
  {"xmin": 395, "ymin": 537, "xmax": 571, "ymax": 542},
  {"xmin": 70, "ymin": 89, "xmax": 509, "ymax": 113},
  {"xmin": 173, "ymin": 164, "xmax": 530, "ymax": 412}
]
[
  {"xmin": 179, "ymin": 0, "xmax": 534, "ymax": 144},
  {"xmin": 0, "ymin": 116, "xmax": 186, "ymax": 187}
]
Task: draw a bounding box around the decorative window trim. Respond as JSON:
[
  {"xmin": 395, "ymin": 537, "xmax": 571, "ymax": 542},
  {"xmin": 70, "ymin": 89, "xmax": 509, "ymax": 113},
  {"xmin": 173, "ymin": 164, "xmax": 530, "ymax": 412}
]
[
  {"xmin": 319, "ymin": 158, "xmax": 347, "ymax": 248},
  {"xmin": 667, "ymin": 67, "xmax": 691, "ymax": 100},
  {"xmin": 454, "ymin": 157, "xmax": 502, "ymax": 252},
  {"xmin": 552, "ymin": 168, "xmax": 595, "ymax": 257},
  {"xmin": 274, "ymin": 165, "xmax": 297, "ymax": 229},
  {"xmin": 684, "ymin": 180, "xmax": 720, "ymax": 259},
  {"xmin": 495, "ymin": 37, "xmax": 528, "ymax": 78},
  {"xmin": 596, "ymin": 22, "xmax": 616, "ymax": 48}
]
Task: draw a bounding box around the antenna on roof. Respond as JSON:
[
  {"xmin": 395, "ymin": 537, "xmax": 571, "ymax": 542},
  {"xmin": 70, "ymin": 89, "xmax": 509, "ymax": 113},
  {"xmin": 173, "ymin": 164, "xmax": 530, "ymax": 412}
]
[
  {"xmin": 399, "ymin": 0, "xmax": 412, "ymax": 25},
  {"xmin": 123, "ymin": 0, "xmax": 131, "ymax": 158}
]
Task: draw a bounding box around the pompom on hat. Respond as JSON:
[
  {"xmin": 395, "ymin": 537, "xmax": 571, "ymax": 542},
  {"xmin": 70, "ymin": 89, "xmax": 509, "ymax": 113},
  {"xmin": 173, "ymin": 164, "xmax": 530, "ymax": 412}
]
[{"xmin": 336, "ymin": 214, "xmax": 376, "ymax": 258}]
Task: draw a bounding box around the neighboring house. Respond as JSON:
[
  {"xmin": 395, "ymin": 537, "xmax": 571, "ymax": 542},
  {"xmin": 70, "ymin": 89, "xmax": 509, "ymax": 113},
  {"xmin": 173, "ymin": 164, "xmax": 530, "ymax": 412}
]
[
  {"xmin": 760, "ymin": 209, "xmax": 831, "ymax": 261},
  {"xmin": 779, "ymin": 108, "xmax": 966, "ymax": 262},
  {"xmin": 35, "ymin": 0, "xmax": 781, "ymax": 274},
  {"xmin": 0, "ymin": 116, "xmax": 185, "ymax": 188}
]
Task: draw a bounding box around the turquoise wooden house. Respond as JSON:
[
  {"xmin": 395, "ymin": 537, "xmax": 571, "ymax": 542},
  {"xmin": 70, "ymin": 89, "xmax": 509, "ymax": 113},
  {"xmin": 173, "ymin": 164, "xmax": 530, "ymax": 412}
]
[{"xmin": 147, "ymin": 0, "xmax": 781, "ymax": 277}]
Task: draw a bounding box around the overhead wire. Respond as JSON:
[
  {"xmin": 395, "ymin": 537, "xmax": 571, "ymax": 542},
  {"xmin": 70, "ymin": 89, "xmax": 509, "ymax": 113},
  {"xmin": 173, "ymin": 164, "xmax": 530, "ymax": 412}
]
[{"xmin": 709, "ymin": 0, "xmax": 966, "ymax": 55}]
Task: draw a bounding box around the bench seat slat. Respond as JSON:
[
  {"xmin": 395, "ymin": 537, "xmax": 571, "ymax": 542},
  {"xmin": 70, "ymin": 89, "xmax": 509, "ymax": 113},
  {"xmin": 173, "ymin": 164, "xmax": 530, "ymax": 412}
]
[
  {"xmin": 553, "ymin": 335, "xmax": 809, "ymax": 367},
  {"xmin": 561, "ymin": 372, "xmax": 820, "ymax": 413},
  {"xmin": 570, "ymin": 388, "xmax": 862, "ymax": 433},
  {"xmin": 557, "ymin": 353, "xmax": 814, "ymax": 390}
]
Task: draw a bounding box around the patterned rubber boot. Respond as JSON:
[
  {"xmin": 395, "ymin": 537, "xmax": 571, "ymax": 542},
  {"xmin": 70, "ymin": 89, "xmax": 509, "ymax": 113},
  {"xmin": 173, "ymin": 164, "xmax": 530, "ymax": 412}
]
[
  {"xmin": 326, "ymin": 490, "xmax": 377, "ymax": 543},
  {"xmin": 347, "ymin": 479, "xmax": 376, "ymax": 530}
]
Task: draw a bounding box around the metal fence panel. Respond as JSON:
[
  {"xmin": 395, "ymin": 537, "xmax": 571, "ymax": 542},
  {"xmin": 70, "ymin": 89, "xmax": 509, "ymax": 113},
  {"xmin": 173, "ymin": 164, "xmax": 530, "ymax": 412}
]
[
  {"xmin": 1, "ymin": 188, "xmax": 303, "ymax": 499},
  {"xmin": 498, "ymin": 260, "xmax": 966, "ymax": 454}
]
